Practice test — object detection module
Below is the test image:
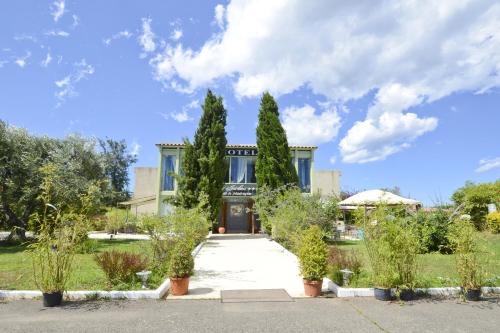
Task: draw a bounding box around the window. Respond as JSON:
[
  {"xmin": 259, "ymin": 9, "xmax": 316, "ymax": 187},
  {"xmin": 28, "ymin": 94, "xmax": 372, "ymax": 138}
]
[
  {"xmin": 228, "ymin": 157, "xmax": 256, "ymax": 183},
  {"xmin": 298, "ymin": 158, "xmax": 311, "ymax": 192},
  {"xmin": 162, "ymin": 155, "xmax": 176, "ymax": 191}
]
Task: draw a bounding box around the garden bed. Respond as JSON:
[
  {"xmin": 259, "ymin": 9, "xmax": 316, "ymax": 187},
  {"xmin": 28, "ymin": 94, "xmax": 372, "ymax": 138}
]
[
  {"xmin": 327, "ymin": 232, "xmax": 500, "ymax": 288},
  {"xmin": 0, "ymin": 239, "xmax": 206, "ymax": 300}
]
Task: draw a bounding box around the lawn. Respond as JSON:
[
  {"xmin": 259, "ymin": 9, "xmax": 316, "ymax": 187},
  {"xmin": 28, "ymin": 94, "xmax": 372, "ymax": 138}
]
[
  {"xmin": 328, "ymin": 232, "xmax": 500, "ymax": 288},
  {"xmin": 0, "ymin": 239, "xmax": 151, "ymax": 290}
]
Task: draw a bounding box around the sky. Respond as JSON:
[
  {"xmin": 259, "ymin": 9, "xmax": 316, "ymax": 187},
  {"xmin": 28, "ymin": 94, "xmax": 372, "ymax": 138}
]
[{"xmin": 0, "ymin": 0, "xmax": 499, "ymax": 206}]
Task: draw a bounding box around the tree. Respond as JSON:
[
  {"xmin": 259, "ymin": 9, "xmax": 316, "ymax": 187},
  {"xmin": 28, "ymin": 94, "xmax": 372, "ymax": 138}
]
[
  {"xmin": 255, "ymin": 92, "xmax": 298, "ymax": 189},
  {"xmin": 451, "ymin": 180, "xmax": 500, "ymax": 230},
  {"xmin": 99, "ymin": 138, "xmax": 137, "ymax": 206},
  {"xmin": 176, "ymin": 90, "xmax": 227, "ymax": 226}
]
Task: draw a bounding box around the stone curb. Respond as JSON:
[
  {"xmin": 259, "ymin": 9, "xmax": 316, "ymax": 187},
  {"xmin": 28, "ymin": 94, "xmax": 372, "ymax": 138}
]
[
  {"xmin": 0, "ymin": 238, "xmax": 207, "ymax": 301},
  {"xmin": 328, "ymin": 281, "xmax": 500, "ymax": 297}
]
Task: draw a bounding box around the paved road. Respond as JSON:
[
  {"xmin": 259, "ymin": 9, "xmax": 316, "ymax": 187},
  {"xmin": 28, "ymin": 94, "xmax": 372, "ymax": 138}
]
[
  {"xmin": 169, "ymin": 234, "xmax": 326, "ymax": 299},
  {"xmin": 1, "ymin": 297, "xmax": 499, "ymax": 332}
]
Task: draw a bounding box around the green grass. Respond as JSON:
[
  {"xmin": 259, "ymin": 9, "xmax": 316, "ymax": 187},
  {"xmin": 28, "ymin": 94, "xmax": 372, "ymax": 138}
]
[
  {"xmin": 328, "ymin": 232, "xmax": 500, "ymax": 288},
  {"xmin": 0, "ymin": 239, "xmax": 151, "ymax": 290}
]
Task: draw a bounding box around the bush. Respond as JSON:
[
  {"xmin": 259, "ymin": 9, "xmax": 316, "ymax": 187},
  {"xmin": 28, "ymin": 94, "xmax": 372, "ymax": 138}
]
[
  {"xmin": 104, "ymin": 208, "xmax": 139, "ymax": 234},
  {"xmin": 255, "ymin": 186, "xmax": 334, "ymax": 251},
  {"xmin": 358, "ymin": 206, "xmax": 397, "ymax": 288},
  {"xmin": 447, "ymin": 216, "xmax": 485, "ymax": 290},
  {"xmin": 451, "ymin": 181, "xmax": 500, "ymax": 230},
  {"xmin": 418, "ymin": 209, "xmax": 453, "ymax": 254},
  {"xmin": 75, "ymin": 238, "xmax": 99, "ymax": 254},
  {"xmin": 298, "ymin": 226, "xmax": 328, "ymax": 281},
  {"xmin": 94, "ymin": 250, "xmax": 148, "ymax": 286},
  {"xmin": 328, "ymin": 246, "xmax": 361, "ymax": 286},
  {"xmin": 167, "ymin": 240, "xmax": 194, "ymax": 278},
  {"xmin": 486, "ymin": 212, "xmax": 500, "ymax": 234}
]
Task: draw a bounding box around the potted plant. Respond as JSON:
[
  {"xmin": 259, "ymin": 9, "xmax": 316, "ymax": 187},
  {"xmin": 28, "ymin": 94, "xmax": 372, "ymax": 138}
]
[
  {"xmin": 28, "ymin": 165, "xmax": 88, "ymax": 307},
  {"xmin": 448, "ymin": 216, "xmax": 485, "ymax": 301},
  {"xmin": 298, "ymin": 226, "xmax": 328, "ymax": 297},
  {"xmin": 167, "ymin": 240, "xmax": 194, "ymax": 296},
  {"xmin": 392, "ymin": 219, "xmax": 420, "ymax": 301},
  {"xmin": 359, "ymin": 206, "xmax": 395, "ymax": 301}
]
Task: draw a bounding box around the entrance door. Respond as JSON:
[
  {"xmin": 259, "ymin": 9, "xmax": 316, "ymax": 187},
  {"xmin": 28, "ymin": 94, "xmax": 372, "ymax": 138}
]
[{"xmin": 226, "ymin": 201, "xmax": 248, "ymax": 233}]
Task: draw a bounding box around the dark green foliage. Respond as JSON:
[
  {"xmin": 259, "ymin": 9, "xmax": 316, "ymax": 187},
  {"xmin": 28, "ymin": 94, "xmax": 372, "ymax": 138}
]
[
  {"xmin": 99, "ymin": 138, "xmax": 137, "ymax": 206},
  {"xmin": 418, "ymin": 209, "xmax": 453, "ymax": 254},
  {"xmin": 175, "ymin": 90, "xmax": 227, "ymax": 226},
  {"xmin": 255, "ymin": 92, "xmax": 298, "ymax": 190},
  {"xmin": 451, "ymin": 180, "xmax": 500, "ymax": 230}
]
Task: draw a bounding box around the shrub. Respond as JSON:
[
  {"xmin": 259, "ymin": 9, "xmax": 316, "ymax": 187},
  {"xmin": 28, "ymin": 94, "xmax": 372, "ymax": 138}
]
[
  {"xmin": 104, "ymin": 208, "xmax": 139, "ymax": 234},
  {"xmin": 447, "ymin": 217, "xmax": 485, "ymax": 290},
  {"xmin": 486, "ymin": 212, "xmax": 500, "ymax": 234},
  {"xmin": 94, "ymin": 250, "xmax": 148, "ymax": 286},
  {"xmin": 328, "ymin": 246, "xmax": 361, "ymax": 286},
  {"xmin": 75, "ymin": 238, "xmax": 99, "ymax": 254},
  {"xmin": 298, "ymin": 226, "xmax": 328, "ymax": 281},
  {"xmin": 418, "ymin": 209, "xmax": 453, "ymax": 253},
  {"xmin": 451, "ymin": 181, "xmax": 500, "ymax": 230},
  {"xmin": 255, "ymin": 185, "xmax": 334, "ymax": 251},
  {"xmin": 391, "ymin": 218, "xmax": 421, "ymax": 289},
  {"xmin": 358, "ymin": 206, "xmax": 397, "ymax": 288},
  {"xmin": 167, "ymin": 240, "xmax": 194, "ymax": 278}
]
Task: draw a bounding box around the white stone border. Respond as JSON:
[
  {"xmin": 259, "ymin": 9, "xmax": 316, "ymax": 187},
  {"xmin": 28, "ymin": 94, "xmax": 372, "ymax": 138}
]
[
  {"xmin": 0, "ymin": 238, "xmax": 207, "ymax": 301},
  {"xmin": 328, "ymin": 281, "xmax": 500, "ymax": 298}
]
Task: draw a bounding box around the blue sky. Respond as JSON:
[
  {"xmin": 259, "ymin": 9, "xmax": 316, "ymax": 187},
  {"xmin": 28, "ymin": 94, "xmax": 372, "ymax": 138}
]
[{"xmin": 1, "ymin": 0, "xmax": 499, "ymax": 205}]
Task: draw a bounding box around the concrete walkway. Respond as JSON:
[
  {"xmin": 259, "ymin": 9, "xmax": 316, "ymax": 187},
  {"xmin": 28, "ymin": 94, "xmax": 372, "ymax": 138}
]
[{"xmin": 169, "ymin": 234, "xmax": 328, "ymax": 299}]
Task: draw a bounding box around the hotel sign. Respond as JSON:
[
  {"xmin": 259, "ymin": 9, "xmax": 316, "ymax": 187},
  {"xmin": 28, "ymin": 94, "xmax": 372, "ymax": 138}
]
[
  {"xmin": 225, "ymin": 148, "xmax": 257, "ymax": 157},
  {"xmin": 223, "ymin": 184, "xmax": 257, "ymax": 197}
]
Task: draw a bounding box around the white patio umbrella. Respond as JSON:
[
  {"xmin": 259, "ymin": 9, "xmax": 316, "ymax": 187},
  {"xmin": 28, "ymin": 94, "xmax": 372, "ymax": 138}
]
[{"xmin": 338, "ymin": 189, "xmax": 420, "ymax": 209}]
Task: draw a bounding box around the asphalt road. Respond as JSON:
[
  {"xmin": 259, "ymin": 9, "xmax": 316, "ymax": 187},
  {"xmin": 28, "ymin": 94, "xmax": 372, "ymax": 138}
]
[{"xmin": 1, "ymin": 296, "xmax": 499, "ymax": 333}]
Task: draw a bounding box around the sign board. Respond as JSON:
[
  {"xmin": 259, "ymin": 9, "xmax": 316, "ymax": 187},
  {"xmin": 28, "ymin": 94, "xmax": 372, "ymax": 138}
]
[
  {"xmin": 225, "ymin": 148, "xmax": 257, "ymax": 157},
  {"xmin": 223, "ymin": 183, "xmax": 257, "ymax": 196}
]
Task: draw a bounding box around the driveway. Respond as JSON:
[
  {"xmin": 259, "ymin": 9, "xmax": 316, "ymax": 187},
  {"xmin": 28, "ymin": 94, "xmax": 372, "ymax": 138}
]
[
  {"xmin": 169, "ymin": 234, "xmax": 326, "ymax": 299},
  {"xmin": 1, "ymin": 297, "xmax": 499, "ymax": 332}
]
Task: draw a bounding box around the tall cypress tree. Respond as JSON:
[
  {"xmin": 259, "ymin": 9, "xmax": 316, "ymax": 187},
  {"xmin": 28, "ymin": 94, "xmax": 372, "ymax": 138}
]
[
  {"xmin": 176, "ymin": 90, "xmax": 227, "ymax": 226},
  {"xmin": 255, "ymin": 92, "xmax": 298, "ymax": 189}
]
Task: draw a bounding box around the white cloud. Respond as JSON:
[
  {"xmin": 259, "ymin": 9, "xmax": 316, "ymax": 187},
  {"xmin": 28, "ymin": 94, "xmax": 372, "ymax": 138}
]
[
  {"xmin": 161, "ymin": 99, "xmax": 199, "ymax": 123},
  {"xmin": 214, "ymin": 4, "xmax": 225, "ymax": 29},
  {"xmin": 72, "ymin": 14, "xmax": 79, "ymax": 28},
  {"xmin": 54, "ymin": 59, "xmax": 95, "ymax": 105},
  {"xmin": 45, "ymin": 30, "xmax": 70, "ymax": 37},
  {"xmin": 139, "ymin": 18, "xmax": 156, "ymax": 54},
  {"xmin": 475, "ymin": 157, "xmax": 500, "ymax": 173},
  {"xmin": 329, "ymin": 156, "xmax": 337, "ymax": 165},
  {"xmin": 104, "ymin": 30, "xmax": 133, "ymax": 46},
  {"xmin": 15, "ymin": 51, "xmax": 31, "ymax": 68},
  {"xmin": 131, "ymin": 141, "xmax": 141, "ymax": 156},
  {"xmin": 170, "ymin": 29, "xmax": 183, "ymax": 41},
  {"xmin": 50, "ymin": 0, "xmax": 65, "ymax": 22},
  {"xmin": 147, "ymin": 0, "xmax": 500, "ymax": 162},
  {"xmin": 281, "ymin": 104, "xmax": 341, "ymax": 146},
  {"xmin": 0, "ymin": 60, "xmax": 8, "ymax": 68},
  {"xmin": 41, "ymin": 53, "xmax": 52, "ymax": 67}
]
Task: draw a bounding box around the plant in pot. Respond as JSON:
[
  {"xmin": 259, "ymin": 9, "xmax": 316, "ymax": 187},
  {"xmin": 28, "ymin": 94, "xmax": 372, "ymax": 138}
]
[
  {"xmin": 298, "ymin": 225, "xmax": 328, "ymax": 297},
  {"xmin": 392, "ymin": 217, "xmax": 421, "ymax": 301},
  {"xmin": 358, "ymin": 206, "xmax": 396, "ymax": 301},
  {"xmin": 448, "ymin": 215, "xmax": 485, "ymax": 301},
  {"xmin": 167, "ymin": 240, "xmax": 194, "ymax": 296},
  {"xmin": 218, "ymin": 225, "xmax": 226, "ymax": 234},
  {"xmin": 28, "ymin": 167, "xmax": 85, "ymax": 307}
]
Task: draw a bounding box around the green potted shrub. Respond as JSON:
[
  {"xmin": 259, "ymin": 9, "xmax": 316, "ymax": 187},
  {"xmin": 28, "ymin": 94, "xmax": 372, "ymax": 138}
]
[
  {"xmin": 359, "ymin": 206, "xmax": 396, "ymax": 301},
  {"xmin": 448, "ymin": 215, "xmax": 485, "ymax": 301},
  {"xmin": 298, "ymin": 225, "xmax": 328, "ymax": 297},
  {"xmin": 167, "ymin": 240, "xmax": 194, "ymax": 296},
  {"xmin": 392, "ymin": 218, "xmax": 420, "ymax": 301}
]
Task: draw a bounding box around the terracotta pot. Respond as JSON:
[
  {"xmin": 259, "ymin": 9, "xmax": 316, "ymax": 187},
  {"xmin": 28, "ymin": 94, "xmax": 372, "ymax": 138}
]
[
  {"xmin": 218, "ymin": 226, "xmax": 226, "ymax": 234},
  {"xmin": 303, "ymin": 279, "xmax": 322, "ymax": 297},
  {"xmin": 170, "ymin": 276, "xmax": 190, "ymax": 296}
]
